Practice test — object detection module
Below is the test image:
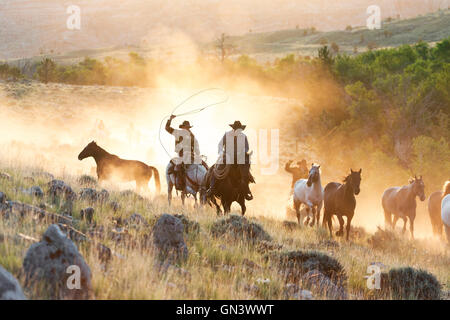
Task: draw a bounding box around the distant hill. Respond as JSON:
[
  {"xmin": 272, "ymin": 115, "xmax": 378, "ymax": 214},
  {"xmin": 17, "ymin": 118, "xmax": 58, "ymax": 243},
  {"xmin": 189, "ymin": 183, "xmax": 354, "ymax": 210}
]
[
  {"xmin": 220, "ymin": 9, "xmax": 450, "ymax": 58},
  {"xmin": 0, "ymin": 0, "xmax": 449, "ymax": 60}
]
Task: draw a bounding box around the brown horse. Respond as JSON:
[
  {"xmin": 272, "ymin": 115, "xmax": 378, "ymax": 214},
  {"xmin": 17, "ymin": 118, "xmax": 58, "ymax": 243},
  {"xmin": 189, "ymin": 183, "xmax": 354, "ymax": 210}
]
[
  {"xmin": 78, "ymin": 141, "xmax": 160, "ymax": 193},
  {"xmin": 428, "ymin": 191, "xmax": 444, "ymax": 237},
  {"xmin": 382, "ymin": 176, "xmax": 425, "ymax": 239},
  {"xmin": 323, "ymin": 169, "xmax": 362, "ymax": 240}
]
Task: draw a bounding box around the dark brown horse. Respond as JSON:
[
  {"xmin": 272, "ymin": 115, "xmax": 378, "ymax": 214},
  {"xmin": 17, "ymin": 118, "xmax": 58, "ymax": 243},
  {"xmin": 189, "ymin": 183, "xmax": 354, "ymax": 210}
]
[
  {"xmin": 323, "ymin": 169, "xmax": 362, "ymax": 240},
  {"xmin": 78, "ymin": 141, "xmax": 160, "ymax": 193},
  {"xmin": 382, "ymin": 176, "xmax": 425, "ymax": 239},
  {"xmin": 204, "ymin": 164, "xmax": 254, "ymax": 216}
]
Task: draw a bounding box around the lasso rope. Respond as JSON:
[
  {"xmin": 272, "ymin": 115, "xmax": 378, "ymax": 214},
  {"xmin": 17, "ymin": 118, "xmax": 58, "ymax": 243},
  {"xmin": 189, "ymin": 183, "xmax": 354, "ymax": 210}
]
[{"xmin": 159, "ymin": 88, "xmax": 229, "ymax": 159}]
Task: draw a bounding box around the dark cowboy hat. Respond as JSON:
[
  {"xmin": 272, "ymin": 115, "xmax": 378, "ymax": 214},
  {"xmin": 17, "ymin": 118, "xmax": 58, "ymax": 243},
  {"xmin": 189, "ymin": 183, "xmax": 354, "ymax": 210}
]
[
  {"xmin": 179, "ymin": 120, "xmax": 193, "ymax": 129},
  {"xmin": 229, "ymin": 120, "xmax": 246, "ymax": 130}
]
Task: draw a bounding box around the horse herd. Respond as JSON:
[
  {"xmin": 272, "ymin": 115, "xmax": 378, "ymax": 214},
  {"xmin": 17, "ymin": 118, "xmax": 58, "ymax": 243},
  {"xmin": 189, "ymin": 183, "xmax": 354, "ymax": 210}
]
[{"xmin": 77, "ymin": 141, "xmax": 450, "ymax": 243}]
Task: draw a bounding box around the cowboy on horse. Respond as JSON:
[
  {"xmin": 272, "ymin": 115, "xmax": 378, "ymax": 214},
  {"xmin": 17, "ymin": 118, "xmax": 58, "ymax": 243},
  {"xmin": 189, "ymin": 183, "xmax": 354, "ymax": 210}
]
[
  {"xmin": 206, "ymin": 120, "xmax": 254, "ymax": 201},
  {"xmin": 165, "ymin": 115, "xmax": 208, "ymax": 205}
]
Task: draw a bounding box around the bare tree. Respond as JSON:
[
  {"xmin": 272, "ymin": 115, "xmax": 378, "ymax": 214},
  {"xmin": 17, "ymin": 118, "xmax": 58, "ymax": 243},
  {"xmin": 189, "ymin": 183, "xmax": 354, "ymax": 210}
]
[{"xmin": 215, "ymin": 33, "xmax": 236, "ymax": 63}]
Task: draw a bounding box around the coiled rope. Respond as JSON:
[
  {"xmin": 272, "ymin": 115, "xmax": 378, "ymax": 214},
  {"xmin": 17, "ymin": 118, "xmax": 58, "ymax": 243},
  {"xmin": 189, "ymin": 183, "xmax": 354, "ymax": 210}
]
[{"xmin": 158, "ymin": 88, "xmax": 229, "ymax": 159}]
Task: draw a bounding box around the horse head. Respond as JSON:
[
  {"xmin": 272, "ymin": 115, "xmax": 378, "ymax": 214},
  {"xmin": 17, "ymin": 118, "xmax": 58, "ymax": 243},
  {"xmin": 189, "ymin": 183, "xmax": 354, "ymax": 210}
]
[
  {"xmin": 409, "ymin": 175, "xmax": 425, "ymax": 201},
  {"xmin": 78, "ymin": 141, "xmax": 97, "ymax": 160},
  {"xmin": 306, "ymin": 163, "xmax": 321, "ymax": 187},
  {"xmin": 346, "ymin": 168, "xmax": 362, "ymax": 195}
]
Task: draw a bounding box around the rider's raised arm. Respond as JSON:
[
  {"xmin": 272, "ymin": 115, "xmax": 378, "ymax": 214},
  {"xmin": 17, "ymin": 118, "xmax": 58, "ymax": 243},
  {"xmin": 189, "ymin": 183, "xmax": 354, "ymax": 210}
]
[
  {"xmin": 165, "ymin": 118, "xmax": 174, "ymax": 134},
  {"xmin": 285, "ymin": 161, "xmax": 294, "ymax": 173}
]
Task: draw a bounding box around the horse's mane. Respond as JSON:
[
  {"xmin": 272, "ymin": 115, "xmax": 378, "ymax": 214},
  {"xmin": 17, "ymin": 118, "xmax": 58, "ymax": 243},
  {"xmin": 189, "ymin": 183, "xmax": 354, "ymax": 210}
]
[
  {"xmin": 343, "ymin": 174, "xmax": 351, "ymax": 183},
  {"xmin": 443, "ymin": 181, "xmax": 450, "ymax": 196}
]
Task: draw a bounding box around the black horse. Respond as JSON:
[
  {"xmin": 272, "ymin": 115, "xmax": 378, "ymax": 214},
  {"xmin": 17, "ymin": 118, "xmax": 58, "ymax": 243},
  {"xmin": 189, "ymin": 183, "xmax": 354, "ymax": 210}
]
[
  {"xmin": 323, "ymin": 169, "xmax": 362, "ymax": 240},
  {"xmin": 203, "ymin": 164, "xmax": 254, "ymax": 216},
  {"xmin": 78, "ymin": 141, "xmax": 160, "ymax": 193}
]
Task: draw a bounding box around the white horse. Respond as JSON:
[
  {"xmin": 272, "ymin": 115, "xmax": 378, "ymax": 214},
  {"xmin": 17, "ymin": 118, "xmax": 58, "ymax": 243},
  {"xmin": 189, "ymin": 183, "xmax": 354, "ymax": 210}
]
[
  {"xmin": 441, "ymin": 181, "xmax": 450, "ymax": 245},
  {"xmin": 166, "ymin": 160, "xmax": 208, "ymax": 207},
  {"xmin": 293, "ymin": 164, "xmax": 323, "ymax": 226}
]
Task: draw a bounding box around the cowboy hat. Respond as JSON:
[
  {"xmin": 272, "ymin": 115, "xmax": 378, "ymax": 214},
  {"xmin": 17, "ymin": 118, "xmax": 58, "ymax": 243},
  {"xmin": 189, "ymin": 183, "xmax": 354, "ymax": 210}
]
[
  {"xmin": 179, "ymin": 120, "xmax": 193, "ymax": 129},
  {"xmin": 229, "ymin": 120, "xmax": 246, "ymax": 130}
]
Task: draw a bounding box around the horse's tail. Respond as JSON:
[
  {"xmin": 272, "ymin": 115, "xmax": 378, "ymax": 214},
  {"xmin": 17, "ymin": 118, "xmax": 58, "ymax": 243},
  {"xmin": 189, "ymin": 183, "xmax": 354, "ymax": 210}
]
[{"xmin": 150, "ymin": 166, "xmax": 161, "ymax": 194}]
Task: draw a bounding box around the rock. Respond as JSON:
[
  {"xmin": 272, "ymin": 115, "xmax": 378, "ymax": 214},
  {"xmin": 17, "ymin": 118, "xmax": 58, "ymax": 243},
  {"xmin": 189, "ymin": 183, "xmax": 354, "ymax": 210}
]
[
  {"xmin": 301, "ymin": 270, "xmax": 348, "ymax": 300},
  {"xmin": 31, "ymin": 171, "xmax": 54, "ymax": 181},
  {"xmin": 211, "ymin": 214, "xmax": 272, "ymax": 243},
  {"xmin": 79, "ymin": 188, "xmax": 109, "ymax": 203},
  {"xmin": 0, "ymin": 200, "xmax": 72, "ymax": 225},
  {"xmin": 23, "ymin": 177, "xmax": 35, "ymax": 184},
  {"xmin": 0, "ymin": 172, "xmax": 11, "ymax": 181},
  {"xmin": 0, "ymin": 265, "xmax": 26, "ymax": 300},
  {"xmin": 22, "ymin": 224, "xmax": 92, "ymax": 299},
  {"xmin": 124, "ymin": 213, "xmax": 148, "ymax": 228},
  {"xmin": 80, "ymin": 207, "xmax": 94, "ymax": 224},
  {"xmin": 109, "ymin": 227, "xmax": 130, "ymax": 243},
  {"xmin": 77, "ymin": 175, "xmax": 97, "ymax": 187},
  {"xmin": 173, "ymin": 214, "xmax": 200, "ymax": 234},
  {"xmin": 22, "ymin": 186, "xmax": 44, "ymax": 198},
  {"xmin": 48, "ymin": 180, "xmax": 77, "ymax": 201},
  {"xmin": 0, "ymin": 192, "xmax": 6, "ymax": 204},
  {"xmin": 295, "ymin": 289, "xmax": 314, "ymax": 300},
  {"xmin": 109, "ymin": 201, "xmax": 120, "ymax": 212},
  {"xmin": 152, "ymin": 214, "xmax": 188, "ymax": 263}
]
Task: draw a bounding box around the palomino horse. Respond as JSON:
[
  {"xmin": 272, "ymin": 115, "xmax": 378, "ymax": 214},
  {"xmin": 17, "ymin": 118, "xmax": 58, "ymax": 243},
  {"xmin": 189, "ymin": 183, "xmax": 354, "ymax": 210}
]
[
  {"xmin": 382, "ymin": 175, "xmax": 425, "ymax": 239},
  {"xmin": 78, "ymin": 141, "xmax": 160, "ymax": 193},
  {"xmin": 323, "ymin": 169, "xmax": 362, "ymax": 240},
  {"xmin": 441, "ymin": 181, "xmax": 450, "ymax": 244},
  {"xmin": 293, "ymin": 164, "xmax": 323, "ymax": 226},
  {"xmin": 166, "ymin": 160, "xmax": 208, "ymax": 206}
]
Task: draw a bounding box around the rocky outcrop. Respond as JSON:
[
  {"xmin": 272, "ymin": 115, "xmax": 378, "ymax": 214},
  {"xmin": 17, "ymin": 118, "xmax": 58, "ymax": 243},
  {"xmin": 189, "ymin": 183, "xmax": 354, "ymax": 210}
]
[
  {"xmin": 152, "ymin": 214, "xmax": 188, "ymax": 263},
  {"xmin": 22, "ymin": 224, "xmax": 92, "ymax": 300},
  {"xmin": 0, "ymin": 265, "xmax": 26, "ymax": 300}
]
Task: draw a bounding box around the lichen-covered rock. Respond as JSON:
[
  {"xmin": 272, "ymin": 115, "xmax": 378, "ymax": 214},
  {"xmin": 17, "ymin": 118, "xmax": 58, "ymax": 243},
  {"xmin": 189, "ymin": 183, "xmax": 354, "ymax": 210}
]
[
  {"xmin": 211, "ymin": 215, "xmax": 272, "ymax": 243},
  {"xmin": 269, "ymin": 250, "xmax": 347, "ymax": 289},
  {"xmin": 0, "ymin": 265, "xmax": 26, "ymax": 300},
  {"xmin": 22, "ymin": 224, "xmax": 92, "ymax": 299},
  {"xmin": 79, "ymin": 188, "xmax": 109, "ymax": 203},
  {"xmin": 77, "ymin": 175, "xmax": 97, "ymax": 187},
  {"xmin": 47, "ymin": 180, "xmax": 76, "ymax": 200},
  {"xmin": 152, "ymin": 214, "xmax": 188, "ymax": 263},
  {"xmin": 0, "ymin": 192, "xmax": 6, "ymax": 205},
  {"xmin": 383, "ymin": 267, "xmax": 441, "ymax": 300},
  {"xmin": 22, "ymin": 186, "xmax": 44, "ymax": 198},
  {"xmin": 301, "ymin": 269, "xmax": 348, "ymax": 300},
  {"xmin": 173, "ymin": 214, "xmax": 200, "ymax": 234},
  {"xmin": 80, "ymin": 207, "xmax": 94, "ymax": 224},
  {"xmin": 124, "ymin": 213, "xmax": 149, "ymax": 228},
  {"xmin": 0, "ymin": 200, "xmax": 72, "ymax": 225}
]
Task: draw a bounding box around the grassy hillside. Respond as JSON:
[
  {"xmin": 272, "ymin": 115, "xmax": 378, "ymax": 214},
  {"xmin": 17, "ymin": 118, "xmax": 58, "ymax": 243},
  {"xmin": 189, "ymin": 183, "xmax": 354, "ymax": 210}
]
[
  {"xmin": 217, "ymin": 9, "xmax": 450, "ymax": 58},
  {"xmin": 0, "ymin": 165, "xmax": 449, "ymax": 300}
]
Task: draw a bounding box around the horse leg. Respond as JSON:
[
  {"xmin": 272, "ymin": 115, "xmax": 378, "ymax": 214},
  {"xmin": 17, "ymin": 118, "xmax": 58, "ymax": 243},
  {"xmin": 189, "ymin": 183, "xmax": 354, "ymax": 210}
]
[
  {"xmin": 294, "ymin": 200, "xmax": 301, "ymax": 225},
  {"xmin": 346, "ymin": 215, "xmax": 353, "ymax": 241},
  {"xmin": 181, "ymin": 192, "xmax": 186, "ymax": 206},
  {"xmin": 336, "ymin": 215, "xmax": 345, "ymax": 237},
  {"xmin": 238, "ymin": 198, "xmax": 246, "ymax": 216},
  {"xmin": 211, "ymin": 197, "xmax": 222, "ymax": 215},
  {"xmin": 384, "ymin": 209, "xmax": 392, "ymax": 230},
  {"xmin": 193, "ymin": 193, "xmax": 198, "ymax": 209},
  {"xmin": 310, "ymin": 206, "xmax": 316, "ymax": 227},
  {"xmin": 168, "ymin": 181, "xmax": 173, "ymax": 206},
  {"xmin": 392, "ymin": 215, "xmax": 399, "ymax": 231},
  {"xmin": 409, "ymin": 217, "xmax": 415, "ymax": 240},
  {"xmin": 316, "ymin": 202, "xmax": 322, "ymax": 227},
  {"xmin": 323, "ymin": 208, "xmax": 333, "ymax": 237},
  {"xmin": 401, "ymin": 217, "xmax": 407, "ymax": 234}
]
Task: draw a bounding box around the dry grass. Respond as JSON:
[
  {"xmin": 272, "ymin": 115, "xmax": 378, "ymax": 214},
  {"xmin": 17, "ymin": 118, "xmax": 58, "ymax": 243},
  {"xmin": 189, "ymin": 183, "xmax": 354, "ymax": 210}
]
[{"xmin": 0, "ymin": 164, "xmax": 449, "ymax": 300}]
